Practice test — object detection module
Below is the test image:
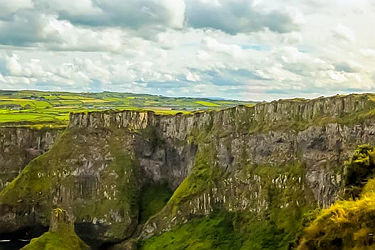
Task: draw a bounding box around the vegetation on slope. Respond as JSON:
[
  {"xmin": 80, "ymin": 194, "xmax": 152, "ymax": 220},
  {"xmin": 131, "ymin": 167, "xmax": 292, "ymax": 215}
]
[
  {"xmin": 6, "ymin": 93, "xmax": 375, "ymax": 249},
  {"xmin": 22, "ymin": 231, "xmax": 89, "ymax": 250},
  {"xmin": 139, "ymin": 182, "xmax": 173, "ymax": 224},
  {"xmin": 299, "ymin": 145, "xmax": 375, "ymax": 249},
  {"xmin": 22, "ymin": 208, "xmax": 89, "ymax": 250},
  {"xmin": 139, "ymin": 211, "xmax": 238, "ymax": 250},
  {"xmin": 342, "ymin": 144, "xmax": 375, "ymax": 198},
  {"xmin": 136, "ymin": 111, "xmax": 319, "ymax": 249},
  {"xmin": 141, "ymin": 204, "xmax": 314, "ymax": 250},
  {"xmin": 141, "ymin": 148, "xmax": 316, "ymax": 249},
  {"xmin": 140, "ymin": 145, "xmax": 375, "ymax": 249},
  {"xmin": 0, "ymin": 127, "xmax": 142, "ymax": 241},
  {"xmin": 169, "ymin": 144, "xmax": 219, "ymax": 206}
]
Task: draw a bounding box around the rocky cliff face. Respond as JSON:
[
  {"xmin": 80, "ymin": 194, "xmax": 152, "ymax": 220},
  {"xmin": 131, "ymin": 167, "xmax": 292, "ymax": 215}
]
[
  {"xmin": 0, "ymin": 127, "xmax": 62, "ymax": 191},
  {"xmin": 1, "ymin": 94, "xmax": 375, "ymax": 248}
]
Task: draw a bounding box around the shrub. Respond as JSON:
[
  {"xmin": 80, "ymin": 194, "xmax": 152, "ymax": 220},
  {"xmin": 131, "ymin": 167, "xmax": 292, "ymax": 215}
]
[{"xmin": 343, "ymin": 145, "xmax": 375, "ymax": 198}]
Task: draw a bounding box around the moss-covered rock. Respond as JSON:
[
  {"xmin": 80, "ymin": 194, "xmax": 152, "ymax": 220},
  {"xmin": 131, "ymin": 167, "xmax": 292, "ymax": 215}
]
[
  {"xmin": 139, "ymin": 158, "xmax": 315, "ymax": 249},
  {"xmin": 298, "ymin": 145, "xmax": 375, "ymax": 249},
  {"xmin": 0, "ymin": 127, "xmax": 62, "ymax": 191},
  {"xmin": 3, "ymin": 94, "xmax": 375, "ymax": 247},
  {"xmin": 298, "ymin": 182, "xmax": 375, "ymax": 249},
  {"xmin": 140, "ymin": 211, "xmax": 238, "ymax": 250},
  {"xmin": 139, "ymin": 182, "xmax": 173, "ymax": 224},
  {"xmin": 342, "ymin": 144, "xmax": 375, "ymax": 198},
  {"xmin": 0, "ymin": 127, "xmax": 141, "ymax": 243},
  {"xmin": 22, "ymin": 208, "xmax": 89, "ymax": 250}
]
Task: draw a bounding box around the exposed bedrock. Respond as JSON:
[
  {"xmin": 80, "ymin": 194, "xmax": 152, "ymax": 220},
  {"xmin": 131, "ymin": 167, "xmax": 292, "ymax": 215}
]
[
  {"xmin": 0, "ymin": 127, "xmax": 62, "ymax": 191},
  {"xmin": 1, "ymin": 94, "xmax": 375, "ymax": 245}
]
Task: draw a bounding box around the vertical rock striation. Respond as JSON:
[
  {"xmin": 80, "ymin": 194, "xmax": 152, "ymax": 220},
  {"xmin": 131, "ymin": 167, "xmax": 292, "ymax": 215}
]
[
  {"xmin": 0, "ymin": 127, "xmax": 62, "ymax": 191},
  {"xmin": 1, "ymin": 94, "xmax": 375, "ymax": 245}
]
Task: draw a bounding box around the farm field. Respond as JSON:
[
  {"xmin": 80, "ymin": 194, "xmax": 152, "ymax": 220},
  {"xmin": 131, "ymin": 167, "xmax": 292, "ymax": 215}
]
[{"xmin": 0, "ymin": 90, "xmax": 253, "ymax": 128}]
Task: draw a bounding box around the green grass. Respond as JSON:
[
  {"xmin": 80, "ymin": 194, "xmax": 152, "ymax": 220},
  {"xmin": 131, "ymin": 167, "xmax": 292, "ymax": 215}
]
[
  {"xmin": 141, "ymin": 141, "xmax": 313, "ymax": 249},
  {"xmin": 139, "ymin": 182, "xmax": 173, "ymax": 224},
  {"xmin": 140, "ymin": 206, "xmax": 311, "ymax": 250},
  {"xmin": 0, "ymin": 126, "xmax": 142, "ymax": 240},
  {"xmin": 299, "ymin": 145, "xmax": 375, "ymax": 249},
  {"xmin": 299, "ymin": 184, "xmax": 375, "ymax": 249},
  {"xmin": 169, "ymin": 143, "xmax": 219, "ymax": 206},
  {"xmin": 195, "ymin": 101, "xmax": 221, "ymax": 107},
  {"xmin": 22, "ymin": 231, "xmax": 89, "ymax": 250},
  {"xmin": 22, "ymin": 208, "xmax": 89, "ymax": 250},
  {"xmin": 0, "ymin": 90, "xmax": 251, "ymax": 127},
  {"xmin": 140, "ymin": 211, "xmax": 239, "ymax": 250}
]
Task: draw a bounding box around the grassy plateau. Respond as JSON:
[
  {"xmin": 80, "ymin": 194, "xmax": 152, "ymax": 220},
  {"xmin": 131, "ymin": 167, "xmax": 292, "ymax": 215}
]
[{"xmin": 0, "ymin": 90, "xmax": 252, "ymax": 128}]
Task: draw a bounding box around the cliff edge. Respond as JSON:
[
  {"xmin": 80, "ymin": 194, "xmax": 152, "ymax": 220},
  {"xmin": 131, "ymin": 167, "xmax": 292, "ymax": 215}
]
[{"xmin": 1, "ymin": 94, "xmax": 375, "ymax": 248}]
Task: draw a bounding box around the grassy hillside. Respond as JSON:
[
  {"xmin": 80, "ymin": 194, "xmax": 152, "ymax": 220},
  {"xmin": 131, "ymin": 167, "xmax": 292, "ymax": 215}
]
[
  {"xmin": 22, "ymin": 208, "xmax": 89, "ymax": 250},
  {"xmin": 0, "ymin": 90, "xmax": 252, "ymax": 128},
  {"xmin": 298, "ymin": 145, "xmax": 375, "ymax": 249}
]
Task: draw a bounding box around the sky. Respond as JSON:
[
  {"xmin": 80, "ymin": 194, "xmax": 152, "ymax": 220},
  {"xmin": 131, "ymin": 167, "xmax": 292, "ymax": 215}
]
[{"xmin": 0, "ymin": 0, "xmax": 375, "ymax": 101}]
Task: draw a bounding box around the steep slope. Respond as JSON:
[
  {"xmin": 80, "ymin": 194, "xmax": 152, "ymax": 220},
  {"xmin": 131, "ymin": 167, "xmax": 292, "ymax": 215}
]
[
  {"xmin": 0, "ymin": 127, "xmax": 62, "ymax": 191},
  {"xmin": 0, "ymin": 111, "xmax": 198, "ymax": 245},
  {"xmin": 2, "ymin": 94, "xmax": 375, "ymax": 248},
  {"xmin": 137, "ymin": 95, "xmax": 375, "ymax": 249},
  {"xmin": 0, "ymin": 124, "xmax": 142, "ymax": 244},
  {"xmin": 298, "ymin": 145, "xmax": 375, "ymax": 249}
]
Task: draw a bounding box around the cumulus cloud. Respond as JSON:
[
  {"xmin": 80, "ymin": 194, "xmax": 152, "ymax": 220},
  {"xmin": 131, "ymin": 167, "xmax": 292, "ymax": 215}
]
[
  {"xmin": 0, "ymin": 11, "xmax": 55, "ymax": 46},
  {"xmin": 0, "ymin": 10, "xmax": 128, "ymax": 51},
  {"xmin": 185, "ymin": 0, "xmax": 301, "ymax": 34},
  {"xmin": 28, "ymin": 0, "xmax": 300, "ymax": 36},
  {"xmin": 360, "ymin": 48, "xmax": 375, "ymax": 57},
  {"xmin": 0, "ymin": 0, "xmax": 33, "ymax": 17},
  {"xmin": 37, "ymin": 0, "xmax": 186, "ymax": 32},
  {"xmin": 35, "ymin": 0, "xmax": 102, "ymax": 17},
  {"xmin": 332, "ymin": 24, "xmax": 356, "ymax": 43},
  {"xmin": 334, "ymin": 60, "xmax": 361, "ymax": 73}
]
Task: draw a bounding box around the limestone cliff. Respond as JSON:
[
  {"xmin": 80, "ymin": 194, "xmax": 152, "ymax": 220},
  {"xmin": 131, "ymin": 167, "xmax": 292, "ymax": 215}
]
[
  {"xmin": 296, "ymin": 145, "xmax": 375, "ymax": 249},
  {"xmin": 0, "ymin": 127, "xmax": 62, "ymax": 191},
  {"xmin": 1, "ymin": 94, "xmax": 375, "ymax": 248}
]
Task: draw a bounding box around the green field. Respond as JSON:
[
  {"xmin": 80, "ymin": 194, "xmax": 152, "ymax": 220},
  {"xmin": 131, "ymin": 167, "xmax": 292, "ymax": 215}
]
[{"xmin": 0, "ymin": 90, "xmax": 253, "ymax": 128}]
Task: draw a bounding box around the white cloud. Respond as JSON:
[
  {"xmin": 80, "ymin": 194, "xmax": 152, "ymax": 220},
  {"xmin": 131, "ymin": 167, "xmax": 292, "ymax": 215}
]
[
  {"xmin": 201, "ymin": 37, "xmax": 243, "ymax": 57},
  {"xmin": 186, "ymin": 71, "xmax": 201, "ymax": 82},
  {"xmin": 185, "ymin": 0, "xmax": 301, "ymax": 34},
  {"xmin": 0, "ymin": 0, "xmax": 33, "ymax": 17},
  {"xmin": 35, "ymin": 0, "xmax": 102, "ymax": 17},
  {"xmin": 360, "ymin": 48, "xmax": 375, "ymax": 57},
  {"xmin": 47, "ymin": 0, "xmax": 186, "ymax": 34},
  {"xmin": 332, "ymin": 24, "xmax": 356, "ymax": 43}
]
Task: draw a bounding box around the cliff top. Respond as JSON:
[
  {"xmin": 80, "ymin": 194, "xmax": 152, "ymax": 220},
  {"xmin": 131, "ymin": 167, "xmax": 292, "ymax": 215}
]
[
  {"xmin": 68, "ymin": 93, "xmax": 375, "ymax": 134},
  {"xmin": 70, "ymin": 93, "xmax": 374, "ymax": 116},
  {"xmin": 0, "ymin": 90, "xmax": 250, "ymax": 128}
]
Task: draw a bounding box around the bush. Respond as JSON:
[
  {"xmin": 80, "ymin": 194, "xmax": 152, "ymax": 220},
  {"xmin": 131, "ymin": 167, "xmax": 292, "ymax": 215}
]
[
  {"xmin": 299, "ymin": 145, "xmax": 375, "ymax": 249},
  {"xmin": 343, "ymin": 145, "xmax": 375, "ymax": 198}
]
